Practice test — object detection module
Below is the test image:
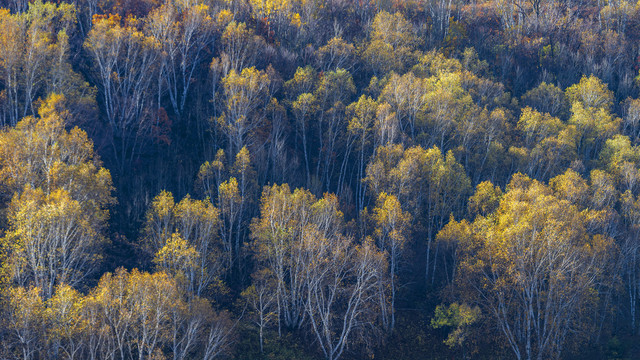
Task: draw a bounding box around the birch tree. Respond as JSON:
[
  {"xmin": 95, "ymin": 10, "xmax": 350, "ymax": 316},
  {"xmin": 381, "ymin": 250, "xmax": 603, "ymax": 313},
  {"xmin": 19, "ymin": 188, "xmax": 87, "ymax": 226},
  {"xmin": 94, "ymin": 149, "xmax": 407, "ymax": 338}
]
[
  {"xmin": 443, "ymin": 174, "xmax": 613, "ymax": 360},
  {"xmin": 84, "ymin": 14, "xmax": 161, "ymax": 172},
  {"xmin": 0, "ymin": 2, "xmax": 93, "ymax": 127},
  {"xmin": 218, "ymin": 67, "xmax": 271, "ymax": 155},
  {"xmin": 304, "ymin": 237, "xmax": 386, "ymax": 360},
  {"xmin": 144, "ymin": 191, "xmax": 224, "ymax": 297},
  {"xmin": 251, "ymin": 183, "xmax": 388, "ymax": 360},
  {"xmin": 371, "ymin": 192, "xmax": 410, "ymax": 330},
  {"xmin": 0, "ymin": 95, "xmax": 113, "ymax": 299},
  {"xmin": 146, "ymin": 2, "xmax": 216, "ymax": 116}
]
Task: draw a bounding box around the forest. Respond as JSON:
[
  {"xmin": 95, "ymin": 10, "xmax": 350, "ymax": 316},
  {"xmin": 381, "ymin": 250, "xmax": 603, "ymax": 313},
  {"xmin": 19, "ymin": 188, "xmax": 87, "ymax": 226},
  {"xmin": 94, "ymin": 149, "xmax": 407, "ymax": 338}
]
[{"xmin": 1, "ymin": 0, "xmax": 640, "ymax": 359}]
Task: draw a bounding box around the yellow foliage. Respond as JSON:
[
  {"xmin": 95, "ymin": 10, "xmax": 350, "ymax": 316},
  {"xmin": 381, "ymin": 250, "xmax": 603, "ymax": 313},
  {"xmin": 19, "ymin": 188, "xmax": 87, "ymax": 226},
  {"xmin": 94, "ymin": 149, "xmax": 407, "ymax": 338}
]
[
  {"xmin": 291, "ymin": 12, "xmax": 302, "ymax": 27},
  {"xmin": 443, "ymin": 173, "xmax": 614, "ymax": 359}
]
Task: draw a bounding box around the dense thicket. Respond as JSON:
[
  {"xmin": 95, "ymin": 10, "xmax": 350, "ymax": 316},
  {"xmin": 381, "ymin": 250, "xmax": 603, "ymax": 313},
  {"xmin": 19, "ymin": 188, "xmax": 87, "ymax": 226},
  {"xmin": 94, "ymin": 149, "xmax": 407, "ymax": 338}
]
[{"xmin": 1, "ymin": 0, "xmax": 640, "ymax": 359}]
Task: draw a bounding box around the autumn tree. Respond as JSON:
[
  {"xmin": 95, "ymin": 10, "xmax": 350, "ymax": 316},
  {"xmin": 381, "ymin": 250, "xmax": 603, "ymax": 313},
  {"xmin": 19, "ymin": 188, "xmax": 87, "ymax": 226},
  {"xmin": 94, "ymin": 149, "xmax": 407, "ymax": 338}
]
[
  {"xmin": 562, "ymin": 75, "xmax": 619, "ymax": 165},
  {"xmin": 364, "ymin": 144, "xmax": 471, "ymax": 282},
  {"xmin": 46, "ymin": 284, "xmax": 86, "ymax": 359},
  {"xmin": 431, "ymin": 302, "xmax": 481, "ymax": 358},
  {"xmin": 0, "ymin": 94, "xmax": 113, "ymax": 206},
  {"xmin": 83, "ymin": 268, "xmax": 233, "ymax": 360},
  {"xmin": 510, "ymin": 107, "xmax": 576, "ymax": 181},
  {"xmin": 218, "ymin": 177, "xmax": 241, "ymax": 270},
  {"xmin": 0, "ymin": 95, "xmax": 113, "ymax": 299},
  {"xmin": 0, "ymin": 1, "xmax": 95, "ymax": 127},
  {"xmin": 5, "ymin": 187, "xmax": 102, "ymax": 300},
  {"xmin": 217, "ymin": 66, "xmax": 271, "ymax": 156},
  {"xmin": 426, "ymin": 0, "xmax": 455, "ymax": 41},
  {"xmin": 317, "ymin": 37, "xmax": 356, "ymax": 72},
  {"xmin": 378, "ymin": 63, "xmax": 476, "ymax": 149},
  {"xmin": 144, "ymin": 190, "xmax": 224, "ymax": 297},
  {"xmin": 84, "ymin": 14, "xmax": 161, "ymax": 173},
  {"xmin": 373, "ymin": 102, "xmax": 400, "ymax": 146},
  {"xmin": 2, "ymin": 286, "xmax": 45, "ymax": 359},
  {"xmin": 346, "ymin": 95, "xmax": 378, "ymax": 211},
  {"xmin": 250, "ymin": 184, "xmax": 340, "ymax": 330},
  {"xmin": 568, "ymin": 102, "xmax": 620, "ymax": 165},
  {"xmin": 379, "ymin": 71, "xmax": 428, "ymax": 141},
  {"xmin": 195, "ymin": 146, "xmax": 257, "ymax": 274},
  {"xmin": 521, "ymin": 82, "xmax": 569, "ymax": 119},
  {"xmin": 468, "ymin": 181, "xmax": 503, "ymax": 218},
  {"xmin": 361, "ymin": 11, "xmax": 418, "ymax": 76},
  {"xmin": 440, "ymin": 174, "xmax": 613, "ymax": 360},
  {"xmin": 228, "ymin": 146, "xmax": 256, "ymax": 271},
  {"xmin": 312, "ymin": 68, "xmax": 355, "ymax": 192},
  {"xmin": 250, "ymin": 184, "xmax": 387, "ymax": 359},
  {"xmin": 146, "ymin": 1, "xmax": 216, "ymax": 117},
  {"xmin": 422, "ymin": 71, "xmax": 476, "ymax": 150},
  {"xmin": 284, "ymin": 66, "xmax": 318, "ymax": 186},
  {"xmin": 371, "ymin": 192, "xmax": 411, "ymax": 330},
  {"xmin": 248, "ymin": 0, "xmax": 297, "ymax": 37},
  {"xmin": 0, "ymin": 269, "xmax": 233, "ymax": 360},
  {"xmin": 215, "ymin": 21, "xmax": 265, "ymax": 74}
]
